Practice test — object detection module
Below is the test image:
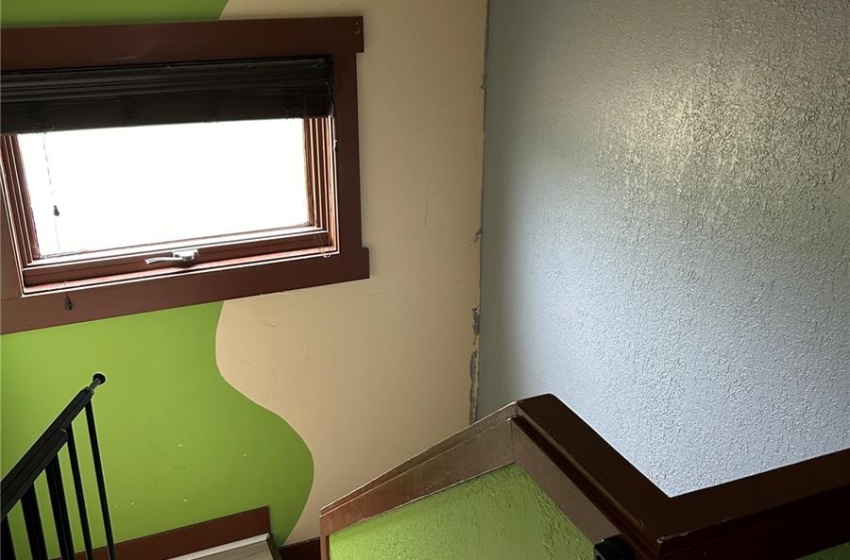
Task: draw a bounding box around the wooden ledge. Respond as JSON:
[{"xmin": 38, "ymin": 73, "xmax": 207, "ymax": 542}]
[
  {"xmin": 1, "ymin": 17, "xmax": 364, "ymax": 71},
  {"xmin": 73, "ymin": 507, "xmax": 272, "ymax": 560},
  {"xmin": 319, "ymin": 394, "xmax": 850, "ymax": 560}
]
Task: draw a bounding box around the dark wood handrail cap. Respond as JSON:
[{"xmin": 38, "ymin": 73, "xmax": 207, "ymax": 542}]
[{"xmin": 320, "ymin": 393, "xmax": 850, "ymax": 560}]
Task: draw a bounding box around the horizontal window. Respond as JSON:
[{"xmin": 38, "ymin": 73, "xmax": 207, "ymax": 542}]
[
  {"xmin": 18, "ymin": 119, "xmax": 311, "ymax": 260},
  {"xmin": 0, "ymin": 18, "xmax": 369, "ymax": 333}
]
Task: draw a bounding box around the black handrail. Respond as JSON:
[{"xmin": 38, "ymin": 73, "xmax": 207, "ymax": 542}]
[{"xmin": 0, "ymin": 373, "xmax": 116, "ymax": 560}]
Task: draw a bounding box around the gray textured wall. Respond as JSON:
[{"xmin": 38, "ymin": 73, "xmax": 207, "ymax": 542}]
[{"xmin": 479, "ymin": 0, "xmax": 850, "ymax": 495}]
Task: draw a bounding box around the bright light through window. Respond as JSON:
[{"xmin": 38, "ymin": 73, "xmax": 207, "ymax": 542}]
[{"xmin": 18, "ymin": 119, "xmax": 310, "ymax": 258}]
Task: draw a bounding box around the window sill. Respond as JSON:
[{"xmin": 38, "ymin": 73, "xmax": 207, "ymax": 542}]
[{"xmin": 1, "ymin": 248, "xmax": 369, "ymax": 334}]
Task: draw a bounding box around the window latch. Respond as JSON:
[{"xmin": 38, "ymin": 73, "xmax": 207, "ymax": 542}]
[{"xmin": 145, "ymin": 249, "xmax": 199, "ymax": 266}]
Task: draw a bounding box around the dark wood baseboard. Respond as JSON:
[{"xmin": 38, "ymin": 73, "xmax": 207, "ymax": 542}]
[
  {"xmin": 73, "ymin": 506, "xmax": 271, "ymax": 560},
  {"xmin": 280, "ymin": 537, "xmax": 321, "ymax": 559}
]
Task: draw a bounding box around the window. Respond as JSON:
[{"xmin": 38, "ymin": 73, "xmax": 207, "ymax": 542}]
[
  {"xmin": 0, "ymin": 18, "xmax": 369, "ymax": 333},
  {"xmin": 16, "ymin": 120, "xmax": 311, "ymax": 257}
]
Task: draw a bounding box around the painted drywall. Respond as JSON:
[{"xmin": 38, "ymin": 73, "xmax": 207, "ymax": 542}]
[
  {"xmin": 0, "ymin": 0, "xmax": 319, "ymax": 549},
  {"xmin": 216, "ymin": 0, "xmax": 486, "ymax": 543},
  {"xmin": 1, "ymin": 0, "xmax": 486, "ymax": 546},
  {"xmin": 329, "ymin": 464, "xmax": 592, "ymax": 560},
  {"xmin": 0, "ymin": 0, "xmax": 229, "ymax": 26},
  {"xmin": 479, "ymin": 0, "xmax": 850, "ymax": 496},
  {"xmin": 328, "ymin": 463, "xmax": 849, "ymax": 560},
  {"xmin": 804, "ymin": 543, "xmax": 850, "ymax": 560},
  {"xmin": 1, "ymin": 304, "xmax": 311, "ymax": 549}
]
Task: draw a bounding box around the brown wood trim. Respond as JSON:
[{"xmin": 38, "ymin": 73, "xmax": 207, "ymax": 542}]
[
  {"xmin": 511, "ymin": 420, "xmax": 618, "ymax": 544},
  {"xmin": 72, "ymin": 506, "xmax": 271, "ymax": 560},
  {"xmin": 304, "ymin": 120, "xmax": 319, "ymax": 228},
  {"xmin": 322, "ymin": 401, "xmax": 520, "ymax": 515},
  {"xmin": 320, "ymin": 535, "xmax": 330, "ymax": 560},
  {"xmin": 657, "ymin": 451, "xmax": 850, "ymax": 560},
  {"xmin": 0, "ymin": 187, "xmax": 24, "ymax": 301},
  {"xmin": 1, "ymin": 136, "xmax": 37, "ymax": 264},
  {"xmin": 331, "ymin": 53, "xmax": 362, "ymax": 252},
  {"xmin": 322, "ymin": 420, "xmax": 514, "ymax": 536},
  {"xmin": 514, "ymin": 395, "xmax": 671, "ymax": 557},
  {"xmin": 20, "ymin": 230, "xmax": 333, "ymax": 287},
  {"xmin": 0, "ymin": 18, "xmax": 369, "ymax": 333},
  {"xmin": 4, "ymin": 114, "xmax": 334, "ymax": 289},
  {"xmin": 517, "ymin": 396, "xmax": 850, "ymax": 559},
  {"xmin": 319, "ymin": 394, "xmax": 850, "ymax": 560},
  {"xmin": 280, "ymin": 537, "xmax": 321, "ymax": 560},
  {"xmin": 1, "ymin": 18, "xmax": 364, "ymax": 71},
  {"xmin": 1, "ymin": 247, "xmax": 369, "ymax": 333}
]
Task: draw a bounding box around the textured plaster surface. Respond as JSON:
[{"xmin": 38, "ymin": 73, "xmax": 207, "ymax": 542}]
[
  {"xmin": 329, "ymin": 464, "xmax": 592, "ymax": 560},
  {"xmin": 804, "ymin": 543, "xmax": 850, "ymax": 559},
  {"xmin": 217, "ymin": 0, "xmax": 486, "ymax": 542},
  {"xmin": 479, "ymin": 0, "xmax": 850, "ymax": 495}
]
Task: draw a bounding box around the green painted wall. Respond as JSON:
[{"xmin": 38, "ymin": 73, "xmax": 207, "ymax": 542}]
[
  {"xmin": 803, "ymin": 543, "xmax": 850, "ymax": 560},
  {"xmin": 329, "ymin": 464, "xmax": 592, "ymax": 560},
  {"xmin": 0, "ymin": 0, "xmax": 315, "ymax": 553},
  {"xmin": 329, "ymin": 462, "xmax": 849, "ymax": 560},
  {"xmin": 0, "ymin": 0, "xmax": 229, "ymax": 27},
  {"xmin": 1, "ymin": 304, "xmax": 312, "ymax": 551}
]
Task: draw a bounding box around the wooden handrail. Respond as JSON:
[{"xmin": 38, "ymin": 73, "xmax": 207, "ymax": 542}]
[{"xmin": 319, "ymin": 394, "xmax": 850, "ymax": 560}]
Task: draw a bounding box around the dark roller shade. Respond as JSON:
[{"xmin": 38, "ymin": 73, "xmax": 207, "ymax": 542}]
[{"xmin": 1, "ymin": 57, "xmax": 333, "ymax": 133}]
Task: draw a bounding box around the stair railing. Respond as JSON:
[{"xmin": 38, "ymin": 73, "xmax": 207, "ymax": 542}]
[
  {"xmin": 320, "ymin": 394, "xmax": 850, "ymax": 559},
  {"xmin": 1, "ymin": 373, "xmax": 116, "ymax": 560}
]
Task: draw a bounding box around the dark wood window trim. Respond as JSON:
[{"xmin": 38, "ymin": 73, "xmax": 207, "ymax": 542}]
[{"xmin": 0, "ymin": 18, "xmax": 369, "ymax": 334}]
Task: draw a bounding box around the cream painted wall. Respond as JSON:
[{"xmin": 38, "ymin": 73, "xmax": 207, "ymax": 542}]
[{"xmin": 216, "ymin": 0, "xmax": 487, "ymax": 543}]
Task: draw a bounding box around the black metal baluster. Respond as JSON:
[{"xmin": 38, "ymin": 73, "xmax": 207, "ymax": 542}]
[
  {"xmin": 46, "ymin": 457, "xmax": 75, "ymax": 560},
  {"xmin": 86, "ymin": 403, "xmax": 116, "ymax": 560},
  {"xmin": 67, "ymin": 424, "xmax": 95, "ymax": 559},
  {"xmin": 1, "ymin": 516, "xmax": 16, "ymax": 560},
  {"xmin": 21, "ymin": 486, "xmax": 49, "ymax": 560}
]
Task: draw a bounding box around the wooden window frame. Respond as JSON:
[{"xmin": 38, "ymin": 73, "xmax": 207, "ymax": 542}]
[{"xmin": 0, "ymin": 17, "xmax": 369, "ymax": 334}]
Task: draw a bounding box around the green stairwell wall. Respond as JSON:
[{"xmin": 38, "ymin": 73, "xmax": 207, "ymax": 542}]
[
  {"xmin": 1, "ymin": 304, "xmax": 312, "ymax": 551},
  {"xmin": 329, "ymin": 465, "xmax": 593, "ymax": 560},
  {"xmin": 803, "ymin": 544, "xmax": 850, "ymax": 560},
  {"xmin": 329, "ymin": 464, "xmax": 850, "ymax": 560},
  {"xmin": 0, "ymin": 0, "xmax": 229, "ymax": 26},
  {"xmin": 0, "ymin": 2, "xmax": 315, "ymax": 552}
]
